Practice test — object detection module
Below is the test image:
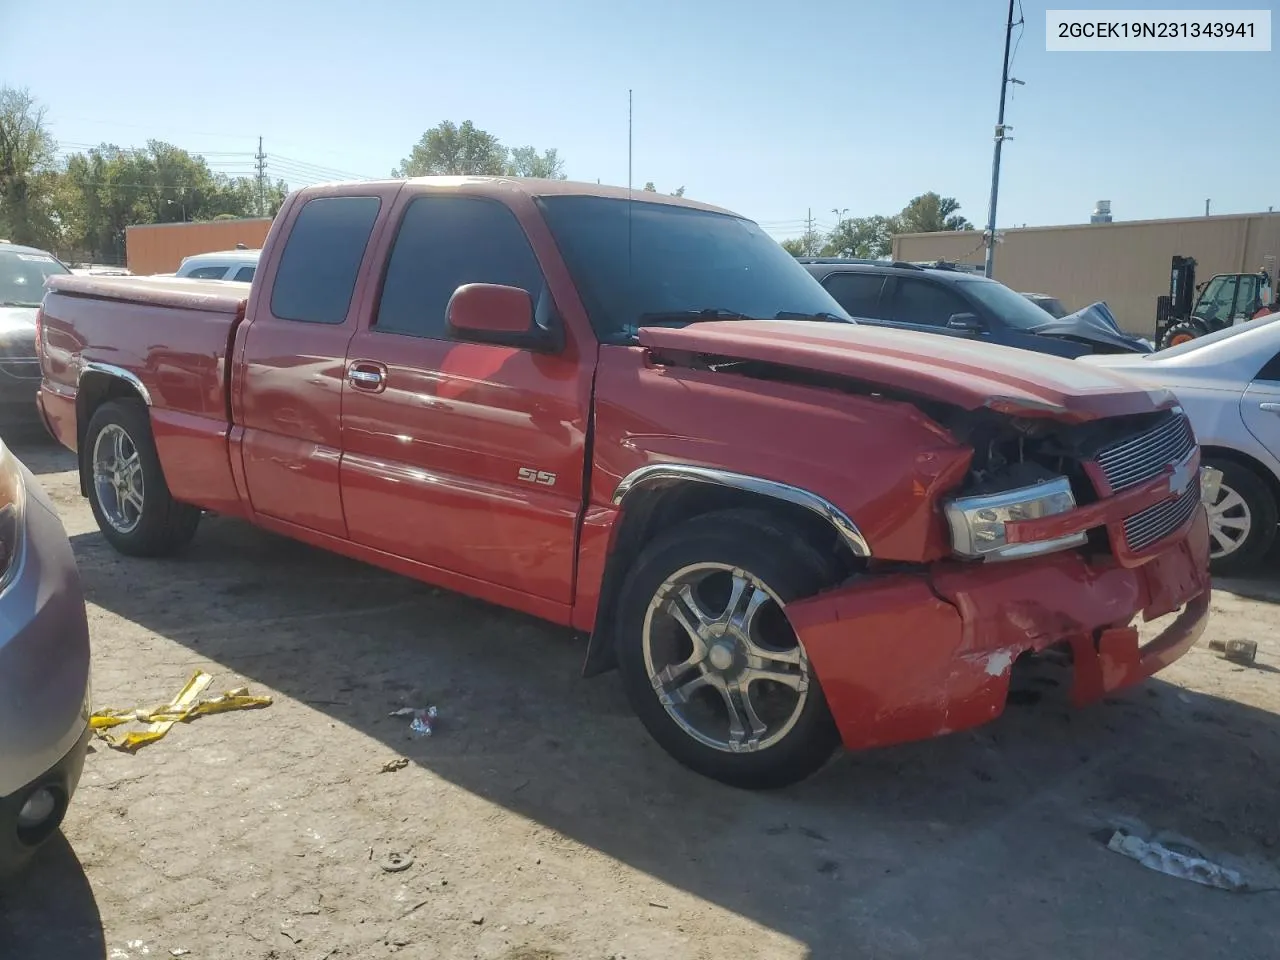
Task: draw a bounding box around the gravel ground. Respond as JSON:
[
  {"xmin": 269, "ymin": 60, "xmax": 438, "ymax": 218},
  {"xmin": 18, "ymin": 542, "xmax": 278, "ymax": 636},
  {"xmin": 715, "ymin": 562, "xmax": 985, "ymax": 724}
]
[{"xmin": 2, "ymin": 437, "xmax": 1279, "ymax": 960}]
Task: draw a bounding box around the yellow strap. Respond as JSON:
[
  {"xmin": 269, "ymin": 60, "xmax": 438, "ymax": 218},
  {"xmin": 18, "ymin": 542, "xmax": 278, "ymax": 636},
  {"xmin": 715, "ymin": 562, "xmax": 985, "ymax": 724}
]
[{"xmin": 89, "ymin": 671, "xmax": 271, "ymax": 752}]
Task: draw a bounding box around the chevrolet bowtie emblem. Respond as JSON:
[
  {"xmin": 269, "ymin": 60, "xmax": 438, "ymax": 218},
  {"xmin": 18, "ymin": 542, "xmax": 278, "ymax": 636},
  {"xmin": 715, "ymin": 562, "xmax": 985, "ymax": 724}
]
[{"xmin": 1169, "ymin": 457, "xmax": 1193, "ymax": 495}]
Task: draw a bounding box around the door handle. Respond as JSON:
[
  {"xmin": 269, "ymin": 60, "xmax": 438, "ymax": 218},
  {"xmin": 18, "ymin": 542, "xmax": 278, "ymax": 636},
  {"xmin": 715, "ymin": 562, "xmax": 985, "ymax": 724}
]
[
  {"xmin": 1259, "ymin": 402, "xmax": 1280, "ymax": 413},
  {"xmin": 346, "ymin": 360, "xmax": 387, "ymax": 392}
]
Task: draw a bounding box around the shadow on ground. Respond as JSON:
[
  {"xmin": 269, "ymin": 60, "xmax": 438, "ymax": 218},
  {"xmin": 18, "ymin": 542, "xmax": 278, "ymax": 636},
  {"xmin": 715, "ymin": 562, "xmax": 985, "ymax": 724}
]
[
  {"xmin": 66, "ymin": 513, "xmax": 1280, "ymax": 959},
  {"xmin": 0, "ymin": 834, "xmax": 104, "ymax": 960}
]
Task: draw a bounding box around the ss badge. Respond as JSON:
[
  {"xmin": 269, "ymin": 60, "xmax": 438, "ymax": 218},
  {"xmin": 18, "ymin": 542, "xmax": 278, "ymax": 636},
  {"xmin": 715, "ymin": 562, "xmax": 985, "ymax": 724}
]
[{"xmin": 518, "ymin": 467, "xmax": 557, "ymax": 487}]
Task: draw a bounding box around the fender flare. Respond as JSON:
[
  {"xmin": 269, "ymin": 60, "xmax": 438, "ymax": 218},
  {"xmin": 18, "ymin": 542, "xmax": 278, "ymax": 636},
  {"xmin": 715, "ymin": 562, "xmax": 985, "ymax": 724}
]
[
  {"xmin": 611, "ymin": 463, "xmax": 871, "ymax": 557},
  {"xmin": 78, "ymin": 362, "xmax": 152, "ymax": 406}
]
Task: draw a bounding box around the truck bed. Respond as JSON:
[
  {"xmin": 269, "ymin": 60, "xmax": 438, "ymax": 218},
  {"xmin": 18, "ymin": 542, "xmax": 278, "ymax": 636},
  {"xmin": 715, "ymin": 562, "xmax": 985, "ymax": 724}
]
[
  {"xmin": 42, "ymin": 274, "xmax": 246, "ymax": 419},
  {"xmin": 39, "ymin": 274, "xmax": 249, "ymax": 516}
]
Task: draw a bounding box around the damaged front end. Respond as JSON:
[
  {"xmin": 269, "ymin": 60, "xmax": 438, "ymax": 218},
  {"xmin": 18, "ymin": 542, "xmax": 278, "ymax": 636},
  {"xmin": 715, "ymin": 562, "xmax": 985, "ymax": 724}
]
[{"xmin": 788, "ymin": 402, "xmax": 1212, "ymax": 750}]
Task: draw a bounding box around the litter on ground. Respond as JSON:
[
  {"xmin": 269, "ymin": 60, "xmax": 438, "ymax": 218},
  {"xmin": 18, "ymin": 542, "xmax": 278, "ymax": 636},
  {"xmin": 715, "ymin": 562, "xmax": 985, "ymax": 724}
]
[{"xmin": 90, "ymin": 670, "xmax": 272, "ymax": 751}]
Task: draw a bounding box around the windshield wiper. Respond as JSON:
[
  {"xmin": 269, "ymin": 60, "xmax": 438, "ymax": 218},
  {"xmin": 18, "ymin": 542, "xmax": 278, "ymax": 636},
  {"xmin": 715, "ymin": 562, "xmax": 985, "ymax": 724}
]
[
  {"xmin": 636, "ymin": 308, "xmax": 758, "ymax": 327},
  {"xmin": 0, "ymin": 301, "xmax": 40, "ymax": 308},
  {"xmin": 773, "ymin": 310, "xmax": 852, "ymax": 323}
]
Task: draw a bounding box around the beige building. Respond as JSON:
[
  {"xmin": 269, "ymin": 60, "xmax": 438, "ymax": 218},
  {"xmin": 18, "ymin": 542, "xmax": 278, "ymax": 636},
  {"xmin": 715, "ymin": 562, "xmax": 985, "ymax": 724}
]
[{"xmin": 891, "ymin": 211, "xmax": 1280, "ymax": 335}]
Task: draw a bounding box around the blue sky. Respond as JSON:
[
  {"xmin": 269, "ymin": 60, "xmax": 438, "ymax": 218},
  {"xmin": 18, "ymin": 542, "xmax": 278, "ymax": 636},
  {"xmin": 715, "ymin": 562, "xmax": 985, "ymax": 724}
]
[{"xmin": 4, "ymin": 0, "xmax": 1276, "ymax": 240}]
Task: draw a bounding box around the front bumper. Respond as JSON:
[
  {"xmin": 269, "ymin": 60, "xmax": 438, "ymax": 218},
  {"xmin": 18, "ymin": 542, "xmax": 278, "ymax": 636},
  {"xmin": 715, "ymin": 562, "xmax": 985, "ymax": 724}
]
[
  {"xmin": 0, "ymin": 459, "xmax": 92, "ymax": 799},
  {"xmin": 0, "ymin": 722, "xmax": 90, "ymax": 875},
  {"xmin": 788, "ymin": 505, "xmax": 1211, "ymax": 751}
]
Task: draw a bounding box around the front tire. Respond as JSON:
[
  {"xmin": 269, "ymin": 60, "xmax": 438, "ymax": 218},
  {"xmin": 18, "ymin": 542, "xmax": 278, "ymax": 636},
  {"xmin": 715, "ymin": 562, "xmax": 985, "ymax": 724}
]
[
  {"xmin": 84, "ymin": 399, "xmax": 201, "ymax": 557},
  {"xmin": 615, "ymin": 510, "xmax": 842, "ymax": 789},
  {"xmin": 1204, "ymin": 458, "xmax": 1277, "ymax": 576},
  {"xmin": 1160, "ymin": 321, "xmax": 1206, "ymax": 349}
]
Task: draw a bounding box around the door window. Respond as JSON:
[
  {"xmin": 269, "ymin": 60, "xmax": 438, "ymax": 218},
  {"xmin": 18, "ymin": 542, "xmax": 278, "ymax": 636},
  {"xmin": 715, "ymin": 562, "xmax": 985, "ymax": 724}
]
[
  {"xmin": 822, "ymin": 273, "xmax": 886, "ymax": 319},
  {"xmin": 374, "ymin": 196, "xmax": 545, "ymax": 340},
  {"xmin": 270, "ymin": 196, "xmax": 381, "ymax": 324},
  {"xmin": 233, "ymin": 265, "xmax": 257, "ymax": 282},
  {"xmin": 890, "ymin": 278, "xmax": 971, "ymax": 327}
]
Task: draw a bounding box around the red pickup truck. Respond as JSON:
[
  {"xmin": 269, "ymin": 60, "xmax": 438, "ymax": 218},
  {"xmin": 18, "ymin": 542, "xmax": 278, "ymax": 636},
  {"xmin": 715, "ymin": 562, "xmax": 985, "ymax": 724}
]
[{"xmin": 36, "ymin": 178, "xmax": 1211, "ymax": 788}]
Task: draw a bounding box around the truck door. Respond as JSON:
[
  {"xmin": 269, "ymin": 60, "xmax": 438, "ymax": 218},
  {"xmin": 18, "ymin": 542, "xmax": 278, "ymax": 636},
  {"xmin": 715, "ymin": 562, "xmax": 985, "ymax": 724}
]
[
  {"xmin": 338, "ymin": 192, "xmax": 591, "ymax": 608},
  {"xmin": 233, "ymin": 191, "xmax": 387, "ymax": 537}
]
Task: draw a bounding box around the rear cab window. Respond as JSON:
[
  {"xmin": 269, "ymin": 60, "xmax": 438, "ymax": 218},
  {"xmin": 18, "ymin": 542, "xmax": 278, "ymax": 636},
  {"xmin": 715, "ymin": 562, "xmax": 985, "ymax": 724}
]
[
  {"xmin": 270, "ymin": 196, "xmax": 382, "ymax": 323},
  {"xmin": 184, "ymin": 265, "xmax": 231, "ymax": 280}
]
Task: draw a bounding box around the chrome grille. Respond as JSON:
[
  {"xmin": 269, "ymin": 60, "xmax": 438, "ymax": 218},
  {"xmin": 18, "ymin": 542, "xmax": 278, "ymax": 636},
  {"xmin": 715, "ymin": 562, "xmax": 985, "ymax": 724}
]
[
  {"xmin": 1095, "ymin": 412, "xmax": 1195, "ymax": 492},
  {"xmin": 1122, "ymin": 480, "xmax": 1199, "ymax": 552}
]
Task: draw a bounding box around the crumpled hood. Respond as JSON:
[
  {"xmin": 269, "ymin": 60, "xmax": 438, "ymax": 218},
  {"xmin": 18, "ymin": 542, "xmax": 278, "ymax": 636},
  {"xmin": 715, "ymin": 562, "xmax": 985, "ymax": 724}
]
[
  {"xmin": 1027, "ymin": 301, "xmax": 1154, "ymax": 354},
  {"xmin": 639, "ymin": 320, "xmax": 1176, "ymax": 422}
]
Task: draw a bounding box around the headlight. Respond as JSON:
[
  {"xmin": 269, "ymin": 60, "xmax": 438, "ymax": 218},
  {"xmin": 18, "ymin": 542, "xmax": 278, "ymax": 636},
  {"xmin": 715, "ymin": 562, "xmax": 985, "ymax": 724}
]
[
  {"xmin": 944, "ymin": 476, "xmax": 1086, "ymax": 561},
  {"xmin": 0, "ymin": 439, "xmax": 26, "ymax": 591}
]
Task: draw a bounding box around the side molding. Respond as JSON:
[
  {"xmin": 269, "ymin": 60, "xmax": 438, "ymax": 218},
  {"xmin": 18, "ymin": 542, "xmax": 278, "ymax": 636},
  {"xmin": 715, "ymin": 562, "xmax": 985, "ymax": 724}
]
[
  {"xmin": 79, "ymin": 362, "xmax": 152, "ymax": 406},
  {"xmin": 611, "ymin": 463, "xmax": 871, "ymax": 557}
]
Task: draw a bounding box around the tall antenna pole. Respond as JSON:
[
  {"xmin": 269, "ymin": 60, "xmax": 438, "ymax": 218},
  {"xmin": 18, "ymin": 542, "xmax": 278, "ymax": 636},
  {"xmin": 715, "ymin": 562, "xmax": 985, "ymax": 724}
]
[
  {"xmin": 983, "ymin": 0, "xmax": 1017, "ymax": 279},
  {"xmin": 628, "ymin": 89, "xmax": 633, "ymax": 193},
  {"xmin": 255, "ymin": 136, "xmax": 267, "ymax": 217}
]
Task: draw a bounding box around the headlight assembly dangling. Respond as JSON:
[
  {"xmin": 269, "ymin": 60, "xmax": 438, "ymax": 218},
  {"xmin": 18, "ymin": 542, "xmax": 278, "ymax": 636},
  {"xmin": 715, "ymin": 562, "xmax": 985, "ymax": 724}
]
[
  {"xmin": 0, "ymin": 439, "xmax": 27, "ymax": 591},
  {"xmin": 944, "ymin": 476, "xmax": 1085, "ymax": 562}
]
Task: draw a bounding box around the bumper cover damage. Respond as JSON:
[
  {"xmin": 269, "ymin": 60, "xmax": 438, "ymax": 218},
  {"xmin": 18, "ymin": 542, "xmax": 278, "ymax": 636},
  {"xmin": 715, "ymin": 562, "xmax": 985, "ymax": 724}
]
[{"xmin": 788, "ymin": 507, "xmax": 1211, "ymax": 750}]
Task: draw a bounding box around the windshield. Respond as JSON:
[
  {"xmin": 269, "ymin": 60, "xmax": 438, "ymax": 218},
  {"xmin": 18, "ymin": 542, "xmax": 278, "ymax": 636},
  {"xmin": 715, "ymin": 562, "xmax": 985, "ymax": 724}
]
[
  {"xmin": 536, "ymin": 196, "xmax": 851, "ymax": 342},
  {"xmin": 957, "ymin": 276, "xmax": 1066, "ymax": 331},
  {"xmin": 0, "ymin": 250, "xmax": 70, "ymax": 307}
]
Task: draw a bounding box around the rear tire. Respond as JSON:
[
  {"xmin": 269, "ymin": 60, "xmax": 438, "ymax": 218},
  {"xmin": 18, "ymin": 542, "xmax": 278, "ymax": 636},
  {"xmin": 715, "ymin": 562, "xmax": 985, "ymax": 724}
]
[
  {"xmin": 615, "ymin": 509, "xmax": 842, "ymax": 789},
  {"xmin": 84, "ymin": 399, "xmax": 201, "ymax": 557},
  {"xmin": 1204, "ymin": 458, "xmax": 1277, "ymax": 576}
]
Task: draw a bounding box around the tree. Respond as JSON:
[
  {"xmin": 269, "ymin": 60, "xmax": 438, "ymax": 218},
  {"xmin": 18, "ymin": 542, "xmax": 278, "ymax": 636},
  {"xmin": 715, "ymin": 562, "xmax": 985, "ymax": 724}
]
[
  {"xmin": 58, "ymin": 141, "xmax": 289, "ymax": 264},
  {"xmin": 643, "ymin": 182, "xmax": 685, "ymax": 197},
  {"xmin": 393, "ymin": 121, "xmax": 508, "ymax": 177},
  {"xmin": 894, "ymin": 192, "xmax": 972, "ymax": 233},
  {"xmin": 822, "ymin": 215, "xmax": 893, "ymax": 259},
  {"xmin": 506, "ymin": 145, "xmax": 566, "ymax": 179},
  {"xmin": 0, "ymin": 86, "xmax": 60, "ymax": 248}
]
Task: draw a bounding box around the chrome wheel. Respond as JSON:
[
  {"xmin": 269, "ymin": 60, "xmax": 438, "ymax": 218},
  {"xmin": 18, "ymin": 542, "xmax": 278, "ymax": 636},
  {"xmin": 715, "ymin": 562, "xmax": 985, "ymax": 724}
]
[
  {"xmin": 92, "ymin": 423, "xmax": 145, "ymax": 534},
  {"xmin": 1205, "ymin": 481, "xmax": 1251, "ymax": 559},
  {"xmin": 642, "ymin": 562, "xmax": 811, "ymax": 754}
]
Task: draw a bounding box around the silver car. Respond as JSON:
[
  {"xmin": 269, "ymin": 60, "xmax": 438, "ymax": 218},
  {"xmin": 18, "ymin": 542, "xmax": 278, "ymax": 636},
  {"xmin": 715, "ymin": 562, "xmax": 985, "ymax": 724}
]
[{"xmin": 0, "ymin": 439, "xmax": 91, "ymax": 877}]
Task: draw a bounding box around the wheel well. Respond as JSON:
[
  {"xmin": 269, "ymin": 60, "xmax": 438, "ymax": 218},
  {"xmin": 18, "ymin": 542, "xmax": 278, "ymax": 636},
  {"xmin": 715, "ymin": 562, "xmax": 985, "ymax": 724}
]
[
  {"xmin": 581, "ymin": 481, "xmax": 865, "ymax": 677},
  {"xmin": 76, "ymin": 373, "xmax": 147, "ymax": 496},
  {"xmin": 1200, "ymin": 445, "xmax": 1280, "ymax": 504}
]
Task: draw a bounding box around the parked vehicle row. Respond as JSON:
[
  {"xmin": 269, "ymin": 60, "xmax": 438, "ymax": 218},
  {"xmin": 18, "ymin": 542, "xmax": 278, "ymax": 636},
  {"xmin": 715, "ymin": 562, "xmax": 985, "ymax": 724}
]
[
  {"xmin": 798, "ymin": 258, "xmax": 1154, "ymax": 357},
  {"xmin": 34, "ymin": 176, "xmax": 1211, "ymax": 790}
]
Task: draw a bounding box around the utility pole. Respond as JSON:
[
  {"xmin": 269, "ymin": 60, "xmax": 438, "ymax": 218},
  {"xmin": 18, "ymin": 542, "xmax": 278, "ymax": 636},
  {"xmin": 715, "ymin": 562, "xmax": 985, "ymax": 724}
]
[
  {"xmin": 255, "ymin": 137, "xmax": 268, "ymax": 217},
  {"xmin": 983, "ymin": 0, "xmax": 1018, "ymax": 279},
  {"xmin": 805, "ymin": 207, "xmax": 816, "ymax": 255}
]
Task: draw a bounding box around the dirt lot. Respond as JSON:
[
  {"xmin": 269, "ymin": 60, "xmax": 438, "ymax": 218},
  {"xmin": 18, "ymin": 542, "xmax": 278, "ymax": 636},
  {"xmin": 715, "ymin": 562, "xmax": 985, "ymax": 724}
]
[{"xmin": 2, "ymin": 437, "xmax": 1279, "ymax": 960}]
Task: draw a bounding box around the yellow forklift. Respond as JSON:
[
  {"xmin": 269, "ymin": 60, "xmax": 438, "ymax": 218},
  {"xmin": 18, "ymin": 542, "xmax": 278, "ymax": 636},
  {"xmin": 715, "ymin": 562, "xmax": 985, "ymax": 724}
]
[{"xmin": 1156, "ymin": 255, "xmax": 1277, "ymax": 349}]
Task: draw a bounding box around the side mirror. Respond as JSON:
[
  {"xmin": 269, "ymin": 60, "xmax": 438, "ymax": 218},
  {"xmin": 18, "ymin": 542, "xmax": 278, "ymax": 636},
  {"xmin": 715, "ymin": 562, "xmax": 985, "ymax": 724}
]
[
  {"xmin": 446, "ymin": 283, "xmax": 559, "ymax": 351},
  {"xmin": 946, "ymin": 312, "xmax": 985, "ymax": 334}
]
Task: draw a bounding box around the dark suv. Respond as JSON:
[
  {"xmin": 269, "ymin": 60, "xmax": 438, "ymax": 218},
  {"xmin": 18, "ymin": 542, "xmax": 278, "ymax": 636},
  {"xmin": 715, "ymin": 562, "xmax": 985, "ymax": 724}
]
[{"xmin": 799, "ymin": 259, "xmax": 1151, "ymax": 357}]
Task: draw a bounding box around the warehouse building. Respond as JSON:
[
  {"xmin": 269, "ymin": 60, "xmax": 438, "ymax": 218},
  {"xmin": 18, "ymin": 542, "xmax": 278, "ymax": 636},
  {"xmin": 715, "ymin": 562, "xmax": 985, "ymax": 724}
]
[
  {"xmin": 125, "ymin": 217, "xmax": 274, "ymax": 276},
  {"xmin": 891, "ymin": 208, "xmax": 1280, "ymax": 335}
]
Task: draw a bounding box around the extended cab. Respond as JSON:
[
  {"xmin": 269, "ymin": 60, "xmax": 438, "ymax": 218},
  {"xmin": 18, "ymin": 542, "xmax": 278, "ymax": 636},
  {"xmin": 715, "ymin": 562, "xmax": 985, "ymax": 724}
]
[{"xmin": 35, "ymin": 178, "xmax": 1211, "ymax": 787}]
